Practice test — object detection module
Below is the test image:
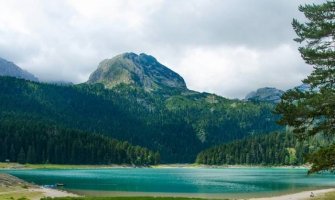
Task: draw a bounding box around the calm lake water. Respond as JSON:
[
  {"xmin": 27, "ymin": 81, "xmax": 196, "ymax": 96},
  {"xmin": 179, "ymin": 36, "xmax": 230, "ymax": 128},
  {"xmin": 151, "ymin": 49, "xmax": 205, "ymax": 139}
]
[{"xmin": 1, "ymin": 168, "xmax": 335, "ymax": 198}]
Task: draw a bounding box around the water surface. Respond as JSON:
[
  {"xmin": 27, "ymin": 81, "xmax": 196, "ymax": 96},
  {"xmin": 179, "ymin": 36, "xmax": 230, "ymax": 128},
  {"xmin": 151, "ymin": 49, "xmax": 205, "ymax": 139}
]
[{"xmin": 1, "ymin": 168, "xmax": 334, "ymax": 198}]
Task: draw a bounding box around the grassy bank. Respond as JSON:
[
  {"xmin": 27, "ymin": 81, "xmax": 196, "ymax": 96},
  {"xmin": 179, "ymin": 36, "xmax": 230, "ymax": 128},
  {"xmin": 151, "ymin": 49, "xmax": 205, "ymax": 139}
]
[
  {"xmin": 34, "ymin": 191, "xmax": 335, "ymax": 200},
  {"xmin": 40, "ymin": 197, "xmax": 220, "ymax": 200},
  {"xmin": 0, "ymin": 163, "xmax": 136, "ymax": 170},
  {"xmin": 314, "ymin": 191, "xmax": 335, "ymax": 200},
  {"xmin": 0, "ymin": 173, "xmax": 42, "ymax": 200}
]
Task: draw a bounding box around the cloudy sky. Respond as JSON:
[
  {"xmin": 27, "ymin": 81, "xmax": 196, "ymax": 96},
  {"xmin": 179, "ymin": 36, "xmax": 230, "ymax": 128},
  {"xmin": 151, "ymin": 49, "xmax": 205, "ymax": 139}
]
[{"xmin": 0, "ymin": 0, "xmax": 321, "ymax": 98}]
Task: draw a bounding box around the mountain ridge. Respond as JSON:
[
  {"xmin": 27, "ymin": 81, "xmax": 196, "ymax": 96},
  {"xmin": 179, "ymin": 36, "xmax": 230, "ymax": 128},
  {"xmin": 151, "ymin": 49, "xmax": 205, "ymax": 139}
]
[
  {"xmin": 245, "ymin": 87, "xmax": 285, "ymax": 103},
  {"xmin": 245, "ymin": 84, "xmax": 313, "ymax": 104}
]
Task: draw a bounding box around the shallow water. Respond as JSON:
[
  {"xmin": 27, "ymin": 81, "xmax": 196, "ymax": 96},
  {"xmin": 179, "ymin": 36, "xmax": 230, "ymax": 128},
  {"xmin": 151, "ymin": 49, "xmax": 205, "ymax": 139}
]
[{"xmin": 1, "ymin": 168, "xmax": 335, "ymax": 198}]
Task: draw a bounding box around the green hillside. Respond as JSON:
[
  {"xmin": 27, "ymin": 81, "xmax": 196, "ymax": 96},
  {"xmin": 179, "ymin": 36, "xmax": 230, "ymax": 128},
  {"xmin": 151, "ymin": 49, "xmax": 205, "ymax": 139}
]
[
  {"xmin": 196, "ymin": 131, "xmax": 329, "ymax": 166},
  {"xmin": 0, "ymin": 116, "xmax": 159, "ymax": 165},
  {"xmin": 0, "ymin": 76, "xmax": 281, "ymax": 163}
]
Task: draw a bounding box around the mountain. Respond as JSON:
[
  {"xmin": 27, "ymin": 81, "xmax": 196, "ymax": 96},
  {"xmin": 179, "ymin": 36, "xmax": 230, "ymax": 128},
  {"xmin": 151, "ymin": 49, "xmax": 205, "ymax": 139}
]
[
  {"xmin": 0, "ymin": 53, "xmax": 283, "ymax": 163},
  {"xmin": 0, "ymin": 57, "xmax": 38, "ymax": 82},
  {"xmin": 245, "ymin": 84, "xmax": 314, "ymax": 104},
  {"xmin": 245, "ymin": 87, "xmax": 285, "ymax": 103},
  {"xmin": 88, "ymin": 53, "xmax": 187, "ymax": 91},
  {"xmin": 295, "ymin": 83, "xmax": 315, "ymax": 92}
]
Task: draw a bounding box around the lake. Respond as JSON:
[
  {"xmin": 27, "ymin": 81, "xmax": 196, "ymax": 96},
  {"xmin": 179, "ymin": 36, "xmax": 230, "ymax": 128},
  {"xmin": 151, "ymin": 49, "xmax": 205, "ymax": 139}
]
[{"xmin": 1, "ymin": 168, "xmax": 335, "ymax": 198}]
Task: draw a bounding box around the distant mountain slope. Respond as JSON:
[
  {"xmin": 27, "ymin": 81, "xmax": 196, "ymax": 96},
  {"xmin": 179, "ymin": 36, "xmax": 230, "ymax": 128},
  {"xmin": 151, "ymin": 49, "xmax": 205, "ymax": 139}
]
[
  {"xmin": 295, "ymin": 83, "xmax": 312, "ymax": 92},
  {"xmin": 0, "ymin": 57, "xmax": 38, "ymax": 81},
  {"xmin": 245, "ymin": 87, "xmax": 285, "ymax": 103},
  {"xmin": 245, "ymin": 84, "xmax": 314, "ymax": 104},
  {"xmin": 87, "ymin": 53, "xmax": 187, "ymax": 91}
]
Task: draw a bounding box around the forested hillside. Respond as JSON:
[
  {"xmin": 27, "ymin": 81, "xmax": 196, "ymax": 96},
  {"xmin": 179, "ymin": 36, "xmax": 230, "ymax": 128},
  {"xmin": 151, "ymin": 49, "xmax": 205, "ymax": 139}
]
[
  {"xmin": 0, "ymin": 116, "xmax": 159, "ymax": 165},
  {"xmin": 0, "ymin": 76, "xmax": 281, "ymax": 163},
  {"xmin": 196, "ymin": 132, "xmax": 329, "ymax": 166}
]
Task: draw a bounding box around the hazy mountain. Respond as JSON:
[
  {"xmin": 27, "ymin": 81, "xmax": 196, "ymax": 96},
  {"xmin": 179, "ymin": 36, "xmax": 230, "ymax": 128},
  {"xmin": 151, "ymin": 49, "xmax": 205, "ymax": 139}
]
[
  {"xmin": 245, "ymin": 87, "xmax": 285, "ymax": 103},
  {"xmin": 87, "ymin": 53, "xmax": 187, "ymax": 91},
  {"xmin": 0, "ymin": 57, "xmax": 38, "ymax": 82},
  {"xmin": 295, "ymin": 83, "xmax": 313, "ymax": 92},
  {"xmin": 245, "ymin": 83, "xmax": 315, "ymax": 104}
]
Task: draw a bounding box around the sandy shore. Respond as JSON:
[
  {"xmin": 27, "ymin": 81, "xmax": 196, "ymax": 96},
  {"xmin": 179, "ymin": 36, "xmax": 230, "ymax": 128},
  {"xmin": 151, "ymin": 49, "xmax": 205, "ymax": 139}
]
[
  {"xmin": 0, "ymin": 173, "xmax": 78, "ymax": 200},
  {"xmin": 250, "ymin": 188, "xmax": 335, "ymax": 200},
  {"xmin": 29, "ymin": 187, "xmax": 79, "ymax": 199},
  {"xmin": 68, "ymin": 187, "xmax": 335, "ymax": 200},
  {"xmin": 35, "ymin": 187, "xmax": 335, "ymax": 200}
]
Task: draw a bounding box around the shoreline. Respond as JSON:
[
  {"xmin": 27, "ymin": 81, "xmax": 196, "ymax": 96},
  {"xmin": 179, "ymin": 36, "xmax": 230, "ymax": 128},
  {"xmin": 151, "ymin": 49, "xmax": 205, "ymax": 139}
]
[
  {"xmin": 30, "ymin": 187, "xmax": 79, "ymax": 199},
  {"xmin": 0, "ymin": 162, "xmax": 310, "ymax": 170},
  {"xmin": 154, "ymin": 164, "xmax": 310, "ymax": 169},
  {"xmin": 251, "ymin": 188, "xmax": 335, "ymax": 200},
  {"xmin": 0, "ymin": 173, "xmax": 79, "ymax": 200},
  {"xmin": 66, "ymin": 187, "xmax": 335, "ymax": 200}
]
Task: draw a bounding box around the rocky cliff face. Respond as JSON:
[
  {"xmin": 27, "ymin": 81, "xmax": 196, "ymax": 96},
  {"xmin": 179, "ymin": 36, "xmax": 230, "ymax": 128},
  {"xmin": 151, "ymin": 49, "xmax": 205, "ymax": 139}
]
[
  {"xmin": 0, "ymin": 57, "xmax": 38, "ymax": 82},
  {"xmin": 87, "ymin": 53, "xmax": 187, "ymax": 91},
  {"xmin": 245, "ymin": 87, "xmax": 284, "ymax": 103}
]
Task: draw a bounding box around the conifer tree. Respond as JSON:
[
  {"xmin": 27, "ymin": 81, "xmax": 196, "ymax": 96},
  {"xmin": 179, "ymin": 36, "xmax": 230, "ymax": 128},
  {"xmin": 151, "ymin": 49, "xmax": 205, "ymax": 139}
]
[
  {"xmin": 275, "ymin": 1, "xmax": 335, "ymax": 173},
  {"xmin": 17, "ymin": 148, "xmax": 26, "ymax": 164}
]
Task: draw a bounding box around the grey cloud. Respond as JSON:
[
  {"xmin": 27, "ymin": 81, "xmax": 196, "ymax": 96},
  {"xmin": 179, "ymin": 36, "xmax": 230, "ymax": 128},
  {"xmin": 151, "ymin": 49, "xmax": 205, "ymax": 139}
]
[
  {"xmin": 0, "ymin": 0, "xmax": 321, "ymax": 98},
  {"xmin": 144, "ymin": 0, "xmax": 310, "ymax": 49}
]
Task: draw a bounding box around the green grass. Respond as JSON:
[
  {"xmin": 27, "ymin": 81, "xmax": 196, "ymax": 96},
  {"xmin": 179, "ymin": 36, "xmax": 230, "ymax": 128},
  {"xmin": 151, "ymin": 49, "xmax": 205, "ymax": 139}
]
[
  {"xmin": 24, "ymin": 163, "xmax": 114, "ymax": 169},
  {"xmin": 0, "ymin": 188, "xmax": 42, "ymax": 200},
  {"xmin": 314, "ymin": 191, "xmax": 335, "ymax": 200},
  {"xmin": 0, "ymin": 162, "xmax": 135, "ymax": 170},
  {"xmin": 40, "ymin": 198, "xmax": 222, "ymax": 200}
]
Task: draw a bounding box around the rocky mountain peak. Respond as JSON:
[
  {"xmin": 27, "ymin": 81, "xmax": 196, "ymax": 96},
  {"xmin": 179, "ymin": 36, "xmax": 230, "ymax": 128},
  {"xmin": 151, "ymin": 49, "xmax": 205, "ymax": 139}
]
[
  {"xmin": 87, "ymin": 52, "xmax": 187, "ymax": 91},
  {"xmin": 245, "ymin": 87, "xmax": 284, "ymax": 103}
]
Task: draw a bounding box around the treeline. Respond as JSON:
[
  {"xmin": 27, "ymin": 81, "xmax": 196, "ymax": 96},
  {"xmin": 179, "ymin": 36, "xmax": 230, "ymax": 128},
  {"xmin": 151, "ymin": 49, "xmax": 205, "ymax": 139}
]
[
  {"xmin": 196, "ymin": 132, "xmax": 327, "ymax": 166},
  {"xmin": 0, "ymin": 118, "xmax": 159, "ymax": 165}
]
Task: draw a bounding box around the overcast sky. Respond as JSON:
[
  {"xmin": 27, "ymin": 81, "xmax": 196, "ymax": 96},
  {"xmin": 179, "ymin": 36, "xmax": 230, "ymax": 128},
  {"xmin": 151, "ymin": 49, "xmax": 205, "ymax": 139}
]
[{"xmin": 0, "ymin": 0, "xmax": 322, "ymax": 98}]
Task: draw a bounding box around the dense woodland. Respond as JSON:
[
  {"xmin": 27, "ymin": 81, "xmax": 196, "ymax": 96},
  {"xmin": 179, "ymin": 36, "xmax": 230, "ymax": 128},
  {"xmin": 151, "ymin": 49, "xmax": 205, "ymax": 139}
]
[
  {"xmin": 0, "ymin": 117, "xmax": 159, "ymax": 165},
  {"xmin": 0, "ymin": 77, "xmax": 282, "ymax": 163},
  {"xmin": 196, "ymin": 132, "xmax": 329, "ymax": 166}
]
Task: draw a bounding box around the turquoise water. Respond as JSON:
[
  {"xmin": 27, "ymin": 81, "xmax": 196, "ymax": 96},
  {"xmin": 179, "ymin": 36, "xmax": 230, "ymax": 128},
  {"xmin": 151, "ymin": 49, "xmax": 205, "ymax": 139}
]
[{"xmin": 1, "ymin": 168, "xmax": 335, "ymax": 197}]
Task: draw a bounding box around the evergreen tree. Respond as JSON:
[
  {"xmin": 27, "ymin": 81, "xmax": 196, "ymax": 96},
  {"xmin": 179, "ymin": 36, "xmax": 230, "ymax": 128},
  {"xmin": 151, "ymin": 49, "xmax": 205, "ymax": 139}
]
[
  {"xmin": 275, "ymin": 1, "xmax": 335, "ymax": 173},
  {"xmin": 17, "ymin": 148, "xmax": 26, "ymax": 164},
  {"xmin": 9, "ymin": 145, "xmax": 15, "ymax": 162},
  {"xmin": 0, "ymin": 120, "xmax": 159, "ymax": 165},
  {"xmin": 26, "ymin": 145, "xmax": 36, "ymax": 164}
]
